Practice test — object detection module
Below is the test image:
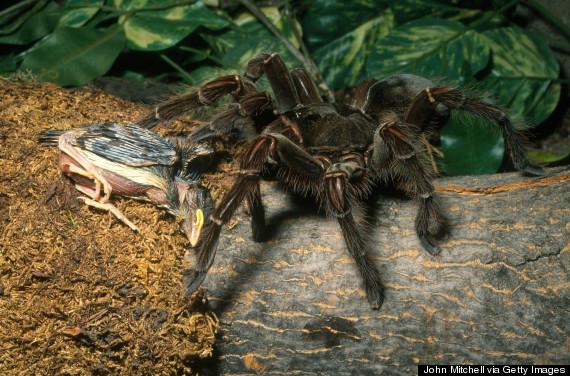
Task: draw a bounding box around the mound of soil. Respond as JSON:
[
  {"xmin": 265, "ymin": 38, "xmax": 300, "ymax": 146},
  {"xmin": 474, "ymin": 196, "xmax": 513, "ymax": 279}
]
[{"xmin": 0, "ymin": 79, "xmax": 226, "ymax": 375}]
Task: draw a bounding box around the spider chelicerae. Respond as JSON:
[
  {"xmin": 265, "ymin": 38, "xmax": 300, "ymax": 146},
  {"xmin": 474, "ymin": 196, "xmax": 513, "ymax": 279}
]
[{"xmin": 138, "ymin": 52, "xmax": 544, "ymax": 309}]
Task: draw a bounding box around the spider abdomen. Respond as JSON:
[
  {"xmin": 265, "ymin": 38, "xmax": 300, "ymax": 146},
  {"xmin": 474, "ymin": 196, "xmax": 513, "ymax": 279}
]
[{"xmin": 281, "ymin": 103, "xmax": 376, "ymax": 152}]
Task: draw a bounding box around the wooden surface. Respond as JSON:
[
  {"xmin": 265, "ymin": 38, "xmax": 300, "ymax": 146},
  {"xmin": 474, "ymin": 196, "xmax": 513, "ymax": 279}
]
[{"xmin": 189, "ymin": 167, "xmax": 569, "ymax": 375}]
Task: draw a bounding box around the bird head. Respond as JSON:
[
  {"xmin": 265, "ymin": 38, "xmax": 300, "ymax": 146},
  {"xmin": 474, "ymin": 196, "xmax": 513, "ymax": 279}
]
[{"xmin": 176, "ymin": 181, "xmax": 213, "ymax": 248}]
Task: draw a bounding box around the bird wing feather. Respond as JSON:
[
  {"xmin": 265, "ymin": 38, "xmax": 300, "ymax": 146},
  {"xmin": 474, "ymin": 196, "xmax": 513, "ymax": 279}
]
[{"xmin": 73, "ymin": 122, "xmax": 178, "ymax": 167}]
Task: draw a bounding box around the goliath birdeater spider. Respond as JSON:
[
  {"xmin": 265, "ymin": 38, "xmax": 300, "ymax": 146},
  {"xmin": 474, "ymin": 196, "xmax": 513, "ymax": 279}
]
[{"xmin": 138, "ymin": 52, "xmax": 544, "ymax": 309}]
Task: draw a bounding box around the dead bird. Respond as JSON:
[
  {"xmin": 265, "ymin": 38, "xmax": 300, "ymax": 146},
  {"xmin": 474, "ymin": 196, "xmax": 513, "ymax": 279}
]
[{"xmin": 39, "ymin": 122, "xmax": 214, "ymax": 247}]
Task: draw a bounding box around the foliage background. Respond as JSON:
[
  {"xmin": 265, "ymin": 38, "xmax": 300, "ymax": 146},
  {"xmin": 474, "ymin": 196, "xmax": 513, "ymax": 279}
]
[{"xmin": 1, "ymin": 0, "xmax": 568, "ymax": 174}]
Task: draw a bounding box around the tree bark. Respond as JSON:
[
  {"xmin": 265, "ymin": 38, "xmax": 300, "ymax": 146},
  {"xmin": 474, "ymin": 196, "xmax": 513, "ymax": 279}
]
[{"xmin": 191, "ymin": 167, "xmax": 570, "ymax": 375}]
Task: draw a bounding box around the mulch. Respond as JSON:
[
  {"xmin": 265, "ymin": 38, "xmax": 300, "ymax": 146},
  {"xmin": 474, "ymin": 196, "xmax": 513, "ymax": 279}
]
[{"xmin": 0, "ymin": 78, "xmax": 240, "ymax": 375}]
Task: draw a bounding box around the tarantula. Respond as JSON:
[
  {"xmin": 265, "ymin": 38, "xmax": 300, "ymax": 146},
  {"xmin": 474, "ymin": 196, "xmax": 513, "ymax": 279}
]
[{"xmin": 138, "ymin": 52, "xmax": 544, "ymax": 309}]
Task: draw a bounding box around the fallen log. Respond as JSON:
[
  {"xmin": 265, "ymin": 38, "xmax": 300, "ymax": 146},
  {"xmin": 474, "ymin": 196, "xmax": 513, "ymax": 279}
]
[{"xmin": 191, "ymin": 167, "xmax": 569, "ymax": 375}]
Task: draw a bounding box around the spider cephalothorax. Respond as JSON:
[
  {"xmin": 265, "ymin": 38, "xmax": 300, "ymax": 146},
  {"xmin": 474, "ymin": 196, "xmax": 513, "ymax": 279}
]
[{"xmin": 137, "ymin": 52, "xmax": 544, "ymax": 309}]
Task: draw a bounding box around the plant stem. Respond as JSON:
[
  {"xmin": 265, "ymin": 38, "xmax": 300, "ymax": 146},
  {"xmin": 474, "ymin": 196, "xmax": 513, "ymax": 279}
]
[
  {"xmin": 178, "ymin": 46, "xmax": 231, "ymax": 68},
  {"xmin": 160, "ymin": 54, "xmax": 195, "ymax": 83},
  {"xmin": 0, "ymin": 0, "xmax": 48, "ymax": 34},
  {"xmin": 237, "ymin": 0, "xmax": 334, "ymax": 101},
  {"xmin": 0, "ymin": 0, "xmax": 38, "ymax": 18},
  {"xmin": 283, "ymin": 0, "xmax": 318, "ymax": 82}
]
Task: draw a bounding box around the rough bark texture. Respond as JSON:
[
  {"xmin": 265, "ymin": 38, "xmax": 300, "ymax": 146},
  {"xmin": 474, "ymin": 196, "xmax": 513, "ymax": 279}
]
[{"xmin": 191, "ymin": 168, "xmax": 569, "ymax": 375}]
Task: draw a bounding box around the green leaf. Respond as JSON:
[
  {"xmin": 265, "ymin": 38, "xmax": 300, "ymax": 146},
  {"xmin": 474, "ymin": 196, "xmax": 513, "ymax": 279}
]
[
  {"xmin": 313, "ymin": 9, "xmax": 394, "ymax": 89},
  {"xmin": 479, "ymin": 27, "xmax": 560, "ymax": 126},
  {"xmin": 302, "ymin": 0, "xmax": 389, "ymax": 51},
  {"xmin": 0, "ymin": 1, "xmax": 61, "ymax": 45},
  {"xmin": 21, "ymin": 25, "xmax": 126, "ymax": 86},
  {"xmin": 0, "ymin": 0, "xmax": 48, "ymax": 34},
  {"xmin": 233, "ymin": 6, "xmax": 299, "ymax": 48},
  {"xmin": 366, "ymin": 19, "xmax": 490, "ymax": 84},
  {"xmin": 0, "ymin": 53, "xmax": 18, "ymax": 73},
  {"xmin": 440, "ymin": 112, "xmax": 505, "ymax": 175},
  {"xmin": 123, "ymin": 1, "xmax": 229, "ymax": 51},
  {"xmin": 187, "ymin": 65, "xmax": 234, "ymax": 86},
  {"xmin": 527, "ymin": 149, "xmax": 570, "ymax": 165},
  {"xmin": 200, "ymin": 30, "xmax": 245, "ymax": 62},
  {"xmin": 59, "ymin": 0, "xmax": 103, "ymax": 28},
  {"xmin": 200, "ymin": 6, "xmax": 300, "ymax": 69},
  {"xmin": 390, "ymin": 0, "xmax": 487, "ymax": 25},
  {"xmin": 222, "ymin": 36, "xmax": 298, "ymax": 70}
]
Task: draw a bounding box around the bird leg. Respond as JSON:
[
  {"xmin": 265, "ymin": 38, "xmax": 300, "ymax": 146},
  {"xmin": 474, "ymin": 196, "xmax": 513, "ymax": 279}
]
[
  {"xmin": 59, "ymin": 145, "xmax": 138, "ymax": 231},
  {"xmin": 59, "ymin": 140, "xmax": 112, "ymax": 202},
  {"xmin": 75, "ymin": 184, "xmax": 140, "ymax": 232}
]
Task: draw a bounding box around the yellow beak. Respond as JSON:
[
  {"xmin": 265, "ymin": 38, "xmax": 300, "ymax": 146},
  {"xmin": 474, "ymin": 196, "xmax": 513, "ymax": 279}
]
[{"xmin": 189, "ymin": 209, "xmax": 204, "ymax": 247}]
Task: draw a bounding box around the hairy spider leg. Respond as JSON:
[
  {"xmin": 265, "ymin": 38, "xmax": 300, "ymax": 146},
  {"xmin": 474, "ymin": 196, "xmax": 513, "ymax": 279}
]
[
  {"xmin": 185, "ymin": 125, "xmax": 386, "ymax": 309},
  {"xmin": 350, "ymin": 78, "xmax": 379, "ymax": 110},
  {"xmin": 245, "ymin": 52, "xmax": 302, "ymax": 112},
  {"xmin": 192, "ymin": 53, "xmax": 321, "ymax": 141},
  {"xmin": 406, "ymin": 87, "xmax": 545, "ymax": 177},
  {"xmin": 290, "ymin": 69, "xmax": 324, "ymax": 105},
  {"xmin": 371, "ymin": 119, "xmax": 446, "ymax": 255},
  {"xmin": 190, "ymin": 91, "xmax": 273, "ymax": 141},
  {"xmin": 140, "ymin": 52, "xmax": 307, "ymax": 133},
  {"xmin": 137, "ymin": 74, "xmax": 256, "ymax": 129},
  {"xmin": 323, "ymin": 161, "xmax": 385, "ymax": 309},
  {"xmin": 337, "ymin": 212, "xmax": 385, "ymax": 309},
  {"xmin": 182, "ymin": 133, "xmax": 323, "ymax": 296}
]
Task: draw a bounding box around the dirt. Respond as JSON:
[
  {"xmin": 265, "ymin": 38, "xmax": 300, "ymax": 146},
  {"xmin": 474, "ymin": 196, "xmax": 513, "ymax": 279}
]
[{"xmin": 0, "ymin": 79, "xmax": 241, "ymax": 376}]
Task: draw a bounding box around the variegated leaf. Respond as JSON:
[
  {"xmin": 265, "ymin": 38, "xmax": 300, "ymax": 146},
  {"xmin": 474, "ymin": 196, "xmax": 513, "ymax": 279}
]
[
  {"xmin": 313, "ymin": 9, "xmax": 394, "ymax": 89},
  {"xmin": 302, "ymin": 0, "xmax": 389, "ymax": 51},
  {"xmin": 366, "ymin": 19, "xmax": 490, "ymax": 83},
  {"xmin": 0, "ymin": 1, "xmax": 60, "ymax": 45},
  {"xmin": 233, "ymin": 6, "xmax": 300, "ymax": 49},
  {"xmin": 58, "ymin": 0, "xmax": 103, "ymax": 28},
  {"xmin": 479, "ymin": 27, "xmax": 560, "ymax": 126},
  {"xmin": 121, "ymin": 1, "xmax": 228, "ymax": 51},
  {"xmin": 390, "ymin": 0, "xmax": 488, "ymax": 24},
  {"xmin": 221, "ymin": 36, "xmax": 298, "ymax": 70}
]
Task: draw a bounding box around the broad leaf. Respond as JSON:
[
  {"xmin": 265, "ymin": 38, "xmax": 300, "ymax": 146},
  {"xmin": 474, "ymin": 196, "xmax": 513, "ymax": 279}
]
[
  {"xmin": 58, "ymin": 0, "xmax": 103, "ymax": 28},
  {"xmin": 302, "ymin": 0, "xmax": 390, "ymax": 51},
  {"xmin": 440, "ymin": 112, "xmax": 504, "ymax": 175},
  {"xmin": 0, "ymin": 53, "xmax": 17, "ymax": 73},
  {"xmin": 21, "ymin": 25, "xmax": 126, "ymax": 86},
  {"xmin": 122, "ymin": 1, "xmax": 228, "ymax": 51},
  {"xmin": 200, "ymin": 7, "xmax": 300, "ymax": 71},
  {"xmin": 222, "ymin": 36, "xmax": 298, "ymax": 70},
  {"xmin": 527, "ymin": 149, "xmax": 570, "ymax": 165},
  {"xmin": 366, "ymin": 19, "xmax": 490, "ymax": 83},
  {"xmin": 187, "ymin": 65, "xmax": 235, "ymax": 86},
  {"xmin": 479, "ymin": 27, "xmax": 560, "ymax": 126},
  {"xmin": 200, "ymin": 30, "xmax": 248, "ymax": 63},
  {"xmin": 233, "ymin": 6, "xmax": 300, "ymax": 48},
  {"xmin": 0, "ymin": 1, "xmax": 61, "ymax": 45},
  {"xmin": 313, "ymin": 9, "xmax": 394, "ymax": 89},
  {"xmin": 390, "ymin": 0, "xmax": 488, "ymax": 25},
  {"xmin": 0, "ymin": 0, "xmax": 49, "ymax": 35}
]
